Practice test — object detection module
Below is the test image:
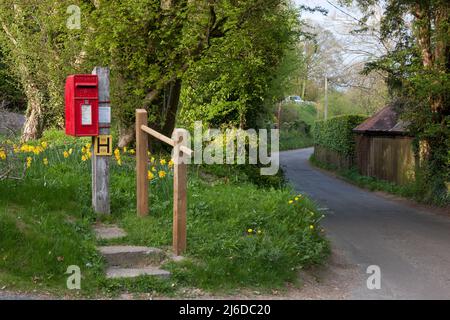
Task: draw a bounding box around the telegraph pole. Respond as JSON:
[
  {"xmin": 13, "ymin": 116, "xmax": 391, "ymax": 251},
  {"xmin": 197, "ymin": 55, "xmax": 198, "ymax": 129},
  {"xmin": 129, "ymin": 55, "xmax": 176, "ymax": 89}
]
[{"xmin": 324, "ymin": 73, "xmax": 328, "ymax": 120}]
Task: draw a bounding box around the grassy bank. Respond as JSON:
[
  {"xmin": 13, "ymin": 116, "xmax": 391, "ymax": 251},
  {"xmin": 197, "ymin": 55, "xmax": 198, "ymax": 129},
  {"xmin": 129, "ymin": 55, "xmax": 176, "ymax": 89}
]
[
  {"xmin": 0, "ymin": 130, "xmax": 329, "ymax": 296},
  {"xmin": 309, "ymin": 155, "xmax": 418, "ymax": 200}
]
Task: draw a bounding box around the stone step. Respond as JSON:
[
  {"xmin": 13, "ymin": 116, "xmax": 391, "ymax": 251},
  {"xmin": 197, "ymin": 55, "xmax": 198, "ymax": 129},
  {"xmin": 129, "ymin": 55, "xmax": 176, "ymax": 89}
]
[
  {"xmin": 98, "ymin": 245, "xmax": 165, "ymax": 268},
  {"xmin": 106, "ymin": 266, "xmax": 171, "ymax": 279},
  {"xmin": 94, "ymin": 224, "xmax": 127, "ymax": 240}
]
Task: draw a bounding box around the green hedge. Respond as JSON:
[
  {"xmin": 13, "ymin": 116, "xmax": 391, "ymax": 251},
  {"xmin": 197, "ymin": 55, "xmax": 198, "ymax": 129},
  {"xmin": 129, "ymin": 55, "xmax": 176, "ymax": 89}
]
[{"xmin": 313, "ymin": 115, "xmax": 368, "ymax": 157}]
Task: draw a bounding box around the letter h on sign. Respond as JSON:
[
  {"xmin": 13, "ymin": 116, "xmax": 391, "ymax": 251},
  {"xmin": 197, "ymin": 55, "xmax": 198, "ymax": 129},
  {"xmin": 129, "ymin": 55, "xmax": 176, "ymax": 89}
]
[{"xmin": 94, "ymin": 135, "xmax": 113, "ymax": 156}]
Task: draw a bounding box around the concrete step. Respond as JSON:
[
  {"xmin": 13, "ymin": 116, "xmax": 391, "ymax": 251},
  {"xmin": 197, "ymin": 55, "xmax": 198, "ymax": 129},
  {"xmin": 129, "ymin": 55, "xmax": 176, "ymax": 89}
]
[
  {"xmin": 106, "ymin": 266, "xmax": 171, "ymax": 279},
  {"xmin": 98, "ymin": 245, "xmax": 165, "ymax": 268},
  {"xmin": 94, "ymin": 224, "xmax": 127, "ymax": 240}
]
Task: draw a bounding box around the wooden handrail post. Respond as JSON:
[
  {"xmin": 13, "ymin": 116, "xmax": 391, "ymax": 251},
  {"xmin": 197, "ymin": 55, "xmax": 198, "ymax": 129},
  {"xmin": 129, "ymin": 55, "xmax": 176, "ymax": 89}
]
[
  {"xmin": 172, "ymin": 129, "xmax": 189, "ymax": 255},
  {"xmin": 136, "ymin": 109, "xmax": 148, "ymax": 216}
]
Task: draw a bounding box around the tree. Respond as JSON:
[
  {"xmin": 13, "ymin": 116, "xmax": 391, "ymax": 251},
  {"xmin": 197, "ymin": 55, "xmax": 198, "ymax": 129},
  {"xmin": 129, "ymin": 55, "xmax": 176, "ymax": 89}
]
[
  {"xmin": 179, "ymin": 1, "xmax": 301, "ymax": 130},
  {"xmin": 88, "ymin": 0, "xmax": 304, "ymax": 147},
  {"xmin": 0, "ymin": 0, "xmax": 88, "ymax": 141},
  {"xmin": 350, "ymin": 0, "xmax": 449, "ymax": 203}
]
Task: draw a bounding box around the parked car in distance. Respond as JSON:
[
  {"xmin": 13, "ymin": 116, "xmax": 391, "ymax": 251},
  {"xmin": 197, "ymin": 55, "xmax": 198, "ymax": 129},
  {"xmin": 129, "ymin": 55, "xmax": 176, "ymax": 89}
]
[{"xmin": 284, "ymin": 95, "xmax": 303, "ymax": 104}]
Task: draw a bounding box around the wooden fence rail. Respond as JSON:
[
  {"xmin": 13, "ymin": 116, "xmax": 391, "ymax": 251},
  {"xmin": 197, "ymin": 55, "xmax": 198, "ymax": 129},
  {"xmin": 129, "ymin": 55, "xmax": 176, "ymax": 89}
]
[{"xmin": 135, "ymin": 109, "xmax": 192, "ymax": 255}]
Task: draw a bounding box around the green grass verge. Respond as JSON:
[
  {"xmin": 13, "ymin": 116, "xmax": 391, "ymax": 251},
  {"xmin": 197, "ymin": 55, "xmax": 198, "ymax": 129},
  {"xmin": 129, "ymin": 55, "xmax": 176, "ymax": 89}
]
[
  {"xmin": 0, "ymin": 129, "xmax": 329, "ymax": 296},
  {"xmin": 309, "ymin": 155, "xmax": 418, "ymax": 200}
]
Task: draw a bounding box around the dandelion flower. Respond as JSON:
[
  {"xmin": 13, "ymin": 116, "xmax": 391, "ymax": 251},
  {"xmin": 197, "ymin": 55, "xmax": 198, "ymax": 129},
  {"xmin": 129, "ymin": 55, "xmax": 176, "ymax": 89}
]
[
  {"xmin": 309, "ymin": 225, "xmax": 314, "ymax": 230},
  {"xmin": 158, "ymin": 170, "xmax": 166, "ymax": 178},
  {"xmin": 247, "ymin": 229, "xmax": 253, "ymax": 234},
  {"xmin": 294, "ymin": 197, "xmax": 299, "ymax": 201},
  {"xmin": 288, "ymin": 200, "xmax": 293, "ymax": 204}
]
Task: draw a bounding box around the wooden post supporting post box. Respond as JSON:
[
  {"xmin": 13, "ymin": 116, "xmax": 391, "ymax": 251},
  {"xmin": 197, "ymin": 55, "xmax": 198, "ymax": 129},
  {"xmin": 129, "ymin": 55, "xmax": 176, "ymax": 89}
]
[
  {"xmin": 92, "ymin": 67, "xmax": 110, "ymax": 215},
  {"xmin": 172, "ymin": 129, "xmax": 188, "ymax": 255},
  {"xmin": 136, "ymin": 109, "xmax": 148, "ymax": 217}
]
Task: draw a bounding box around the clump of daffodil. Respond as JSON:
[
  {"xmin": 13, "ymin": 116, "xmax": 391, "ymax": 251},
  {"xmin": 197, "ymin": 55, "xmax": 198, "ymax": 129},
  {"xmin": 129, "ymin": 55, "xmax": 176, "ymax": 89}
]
[
  {"xmin": 26, "ymin": 156, "xmax": 32, "ymax": 168},
  {"xmin": 0, "ymin": 149, "xmax": 6, "ymax": 160},
  {"xmin": 80, "ymin": 143, "xmax": 92, "ymax": 161},
  {"xmin": 158, "ymin": 170, "xmax": 166, "ymax": 178},
  {"xmin": 114, "ymin": 148, "xmax": 122, "ymax": 166}
]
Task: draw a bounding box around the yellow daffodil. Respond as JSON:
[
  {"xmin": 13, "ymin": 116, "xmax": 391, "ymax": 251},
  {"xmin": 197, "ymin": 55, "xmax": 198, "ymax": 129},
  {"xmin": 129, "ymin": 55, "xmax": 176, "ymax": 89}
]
[
  {"xmin": 158, "ymin": 170, "xmax": 166, "ymax": 178},
  {"xmin": 147, "ymin": 171, "xmax": 154, "ymax": 180},
  {"xmin": 41, "ymin": 141, "xmax": 48, "ymax": 149},
  {"xmin": 85, "ymin": 143, "xmax": 91, "ymax": 149},
  {"xmin": 160, "ymin": 159, "xmax": 166, "ymax": 165},
  {"xmin": 147, "ymin": 151, "xmax": 151, "ymax": 156},
  {"xmin": 68, "ymin": 148, "xmax": 73, "ymax": 155},
  {"xmin": 168, "ymin": 159, "xmax": 174, "ymax": 168},
  {"xmin": 117, "ymin": 159, "xmax": 122, "ymax": 166},
  {"xmin": 0, "ymin": 150, "xmax": 6, "ymax": 160},
  {"xmin": 43, "ymin": 158, "xmax": 48, "ymax": 166},
  {"xmin": 129, "ymin": 149, "xmax": 135, "ymax": 155},
  {"xmin": 114, "ymin": 148, "xmax": 120, "ymax": 156},
  {"xmin": 123, "ymin": 147, "xmax": 127, "ymax": 153},
  {"xmin": 81, "ymin": 155, "xmax": 87, "ymax": 162},
  {"xmin": 151, "ymin": 166, "xmax": 156, "ymax": 172},
  {"xmin": 150, "ymin": 156, "xmax": 155, "ymax": 163},
  {"xmin": 63, "ymin": 151, "xmax": 69, "ymax": 158},
  {"xmin": 81, "ymin": 147, "xmax": 86, "ymax": 154},
  {"xmin": 26, "ymin": 157, "xmax": 32, "ymax": 168}
]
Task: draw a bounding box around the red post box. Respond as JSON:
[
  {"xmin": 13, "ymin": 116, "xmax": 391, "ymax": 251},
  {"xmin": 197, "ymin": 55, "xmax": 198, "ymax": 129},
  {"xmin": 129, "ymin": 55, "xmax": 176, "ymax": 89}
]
[{"xmin": 65, "ymin": 74, "xmax": 99, "ymax": 136}]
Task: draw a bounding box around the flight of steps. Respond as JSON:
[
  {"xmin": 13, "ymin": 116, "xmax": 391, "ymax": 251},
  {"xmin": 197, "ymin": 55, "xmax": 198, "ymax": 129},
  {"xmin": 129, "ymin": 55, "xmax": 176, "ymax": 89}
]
[{"xmin": 94, "ymin": 224, "xmax": 172, "ymax": 279}]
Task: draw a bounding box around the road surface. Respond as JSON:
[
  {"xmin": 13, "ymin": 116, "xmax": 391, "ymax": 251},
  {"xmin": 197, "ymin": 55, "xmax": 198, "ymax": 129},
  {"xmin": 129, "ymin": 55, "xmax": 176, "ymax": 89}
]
[{"xmin": 280, "ymin": 148, "xmax": 450, "ymax": 299}]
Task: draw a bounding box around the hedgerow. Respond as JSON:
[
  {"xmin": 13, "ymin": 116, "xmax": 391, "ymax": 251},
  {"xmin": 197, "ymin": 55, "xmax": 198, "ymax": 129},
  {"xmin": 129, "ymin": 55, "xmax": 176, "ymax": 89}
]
[{"xmin": 312, "ymin": 115, "xmax": 367, "ymax": 157}]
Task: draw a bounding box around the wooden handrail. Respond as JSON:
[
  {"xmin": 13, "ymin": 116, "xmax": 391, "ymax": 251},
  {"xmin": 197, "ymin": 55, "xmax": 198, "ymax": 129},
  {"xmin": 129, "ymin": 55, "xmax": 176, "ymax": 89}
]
[
  {"xmin": 136, "ymin": 109, "xmax": 191, "ymax": 255},
  {"xmin": 140, "ymin": 125, "xmax": 193, "ymax": 157}
]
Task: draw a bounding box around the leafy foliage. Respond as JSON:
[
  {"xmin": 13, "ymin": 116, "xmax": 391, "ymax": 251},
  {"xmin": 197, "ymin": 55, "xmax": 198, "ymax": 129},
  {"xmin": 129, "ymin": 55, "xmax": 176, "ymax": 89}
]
[{"xmin": 312, "ymin": 115, "xmax": 367, "ymax": 157}]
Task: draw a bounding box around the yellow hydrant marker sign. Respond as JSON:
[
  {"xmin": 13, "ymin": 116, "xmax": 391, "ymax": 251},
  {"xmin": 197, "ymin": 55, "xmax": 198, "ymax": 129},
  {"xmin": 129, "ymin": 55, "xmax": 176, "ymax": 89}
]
[{"xmin": 94, "ymin": 135, "xmax": 113, "ymax": 156}]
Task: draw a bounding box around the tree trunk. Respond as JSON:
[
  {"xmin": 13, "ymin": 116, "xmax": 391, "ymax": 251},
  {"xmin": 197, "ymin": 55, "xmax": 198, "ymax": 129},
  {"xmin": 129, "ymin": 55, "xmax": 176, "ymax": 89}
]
[
  {"xmin": 161, "ymin": 78, "xmax": 182, "ymax": 137},
  {"xmin": 21, "ymin": 85, "xmax": 44, "ymax": 142}
]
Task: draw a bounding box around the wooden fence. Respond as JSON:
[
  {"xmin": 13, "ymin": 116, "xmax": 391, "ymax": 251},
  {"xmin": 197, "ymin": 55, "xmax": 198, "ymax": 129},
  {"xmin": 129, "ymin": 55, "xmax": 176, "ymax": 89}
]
[
  {"xmin": 355, "ymin": 135, "xmax": 415, "ymax": 186},
  {"xmin": 135, "ymin": 109, "xmax": 193, "ymax": 255}
]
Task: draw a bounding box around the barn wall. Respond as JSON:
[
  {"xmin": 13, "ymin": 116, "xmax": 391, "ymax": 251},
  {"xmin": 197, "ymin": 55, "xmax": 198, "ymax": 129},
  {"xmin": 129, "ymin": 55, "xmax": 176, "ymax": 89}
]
[{"xmin": 355, "ymin": 135, "xmax": 415, "ymax": 185}]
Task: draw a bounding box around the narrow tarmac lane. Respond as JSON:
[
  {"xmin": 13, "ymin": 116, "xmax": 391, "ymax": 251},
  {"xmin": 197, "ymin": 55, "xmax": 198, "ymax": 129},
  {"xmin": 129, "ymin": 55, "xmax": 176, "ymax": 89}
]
[{"xmin": 281, "ymin": 148, "xmax": 450, "ymax": 299}]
